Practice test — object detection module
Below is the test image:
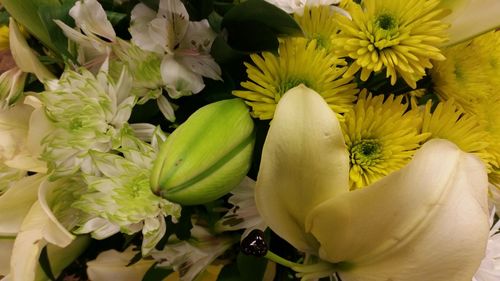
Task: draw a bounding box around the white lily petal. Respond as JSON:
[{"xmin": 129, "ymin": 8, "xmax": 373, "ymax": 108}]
[
  {"xmin": 69, "ymin": 0, "xmax": 116, "ymax": 42},
  {"xmin": 442, "ymin": 0, "xmax": 500, "ymax": 46},
  {"xmin": 255, "ymin": 85, "xmax": 349, "ymax": 253},
  {"xmin": 307, "ymin": 140, "xmax": 489, "ymax": 281},
  {"xmin": 161, "ymin": 54, "xmax": 205, "ymax": 98},
  {"xmin": 8, "ymin": 19, "xmax": 55, "ymax": 81},
  {"xmin": 0, "ymin": 174, "xmax": 43, "ymax": 236},
  {"xmin": 87, "ymin": 247, "xmax": 155, "ymax": 281},
  {"xmin": 0, "ymin": 238, "xmax": 14, "ymax": 276}
]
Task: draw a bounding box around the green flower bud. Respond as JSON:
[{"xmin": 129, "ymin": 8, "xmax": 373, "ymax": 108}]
[{"xmin": 151, "ymin": 99, "xmax": 255, "ymax": 205}]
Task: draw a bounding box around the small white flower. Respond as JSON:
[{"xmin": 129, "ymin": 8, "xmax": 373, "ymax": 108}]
[
  {"xmin": 130, "ymin": 0, "xmax": 222, "ymax": 98},
  {"xmin": 265, "ymin": 0, "xmax": 340, "ymax": 15}
]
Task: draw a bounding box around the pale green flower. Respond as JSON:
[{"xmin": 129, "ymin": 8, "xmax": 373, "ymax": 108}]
[
  {"xmin": 73, "ymin": 135, "xmax": 180, "ymax": 254},
  {"xmin": 0, "ymin": 67, "xmax": 27, "ymax": 109},
  {"xmin": 0, "ymin": 164, "xmax": 26, "ymax": 195},
  {"xmin": 40, "ymin": 67, "xmax": 135, "ymax": 178}
]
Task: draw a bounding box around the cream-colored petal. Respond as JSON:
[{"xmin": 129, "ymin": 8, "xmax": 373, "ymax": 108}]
[
  {"xmin": 255, "ymin": 85, "xmax": 349, "ymax": 253},
  {"xmin": 442, "ymin": 0, "xmax": 500, "ymax": 46},
  {"xmin": 69, "ymin": 0, "xmax": 116, "ymax": 42},
  {"xmin": 8, "ymin": 19, "xmax": 55, "ymax": 81},
  {"xmin": 0, "ymin": 174, "xmax": 43, "ymax": 236},
  {"xmin": 0, "ymin": 238, "xmax": 14, "ymax": 276},
  {"xmin": 307, "ymin": 140, "xmax": 490, "ymax": 281}
]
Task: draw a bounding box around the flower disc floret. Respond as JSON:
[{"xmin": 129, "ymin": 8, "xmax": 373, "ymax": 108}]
[
  {"xmin": 233, "ymin": 37, "xmax": 358, "ymax": 120},
  {"xmin": 342, "ymin": 92, "xmax": 429, "ymax": 188},
  {"xmin": 332, "ymin": 0, "xmax": 449, "ymax": 88}
]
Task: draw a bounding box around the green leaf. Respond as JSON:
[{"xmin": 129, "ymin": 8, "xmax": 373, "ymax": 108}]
[
  {"xmin": 39, "ymin": 246, "xmax": 57, "ymax": 281},
  {"xmin": 236, "ymin": 252, "xmax": 268, "ymax": 281},
  {"xmin": 142, "ymin": 263, "xmax": 173, "ymax": 281},
  {"xmin": 221, "ymin": 0, "xmax": 302, "ymax": 52}
]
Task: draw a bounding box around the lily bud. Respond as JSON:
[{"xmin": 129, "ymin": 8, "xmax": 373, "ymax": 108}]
[{"xmin": 151, "ymin": 99, "xmax": 255, "ymax": 205}]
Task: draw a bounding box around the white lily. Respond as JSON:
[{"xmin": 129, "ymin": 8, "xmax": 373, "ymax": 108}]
[
  {"xmin": 130, "ymin": 0, "xmax": 221, "ymax": 98},
  {"xmin": 255, "ymin": 85, "xmax": 490, "ymax": 280},
  {"xmin": 440, "ymin": 0, "xmax": 500, "ymax": 46}
]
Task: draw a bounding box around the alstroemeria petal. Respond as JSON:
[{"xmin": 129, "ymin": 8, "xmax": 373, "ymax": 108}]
[
  {"xmin": 307, "ymin": 140, "xmax": 489, "ymax": 281},
  {"xmin": 442, "ymin": 0, "xmax": 500, "ymax": 46},
  {"xmin": 160, "ymin": 54, "xmax": 205, "ymax": 98},
  {"xmin": 130, "ymin": 3, "xmax": 166, "ymax": 54},
  {"xmin": 158, "ymin": 0, "xmax": 189, "ymax": 50},
  {"xmin": 255, "ymin": 85, "xmax": 349, "ymax": 253},
  {"xmin": 69, "ymin": 0, "xmax": 116, "ymax": 42}
]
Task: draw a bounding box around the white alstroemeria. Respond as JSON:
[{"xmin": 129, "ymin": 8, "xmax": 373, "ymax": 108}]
[
  {"xmin": 8, "ymin": 19, "xmax": 55, "ymax": 82},
  {"xmin": 130, "ymin": 0, "xmax": 222, "ymax": 98},
  {"xmin": 73, "ymin": 135, "xmax": 180, "ymax": 254},
  {"xmin": 40, "ymin": 67, "xmax": 135, "ymax": 177},
  {"xmin": 0, "ymin": 67, "xmax": 27, "ymax": 109},
  {"xmin": 152, "ymin": 226, "xmax": 237, "ymax": 281},
  {"xmin": 86, "ymin": 246, "xmax": 155, "ymax": 281},
  {"xmin": 54, "ymin": 0, "xmax": 116, "ymax": 72},
  {"xmin": 265, "ymin": 0, "xmax": 341, "ymax": 15},
  {"xmin": 0, "ymin": 97, "xmax": 47, "ymax": 173},
  {"xmin": 215, "ymin": 177, "xmax": 266, "ymax": 239},
  {"xmin": 473, "ymin": 207, "xmax": 500, "ymax": 281},
  {"xmin": 440, "ymin": 0, "xmax": 500, "ymax": 46},
  {"xmin": 255, "ymin": 85, "xmax": 490, "ymax": 280}
]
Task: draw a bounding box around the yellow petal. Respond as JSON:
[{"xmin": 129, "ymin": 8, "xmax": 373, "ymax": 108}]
[
  {"xmin": 307, "ymin": 139, "xmax": 489, "ymax": 281},
  {"xmin": 442, "ymin": 0, "xmax": 500, "ymax": 46},
  {"xmin": 255, "ymin": 85, "xmax": 349, "ymax": 253}
]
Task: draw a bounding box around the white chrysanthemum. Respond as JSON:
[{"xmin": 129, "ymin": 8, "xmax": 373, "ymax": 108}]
[
  {"xmin": 40, "ymin": 68, "xmax": 135, "ymax": 178},
  {"xmin": 473, "ymin": 207, "xmax": 500, "ymax": 281},
  {"xmin": 73, "ymin": 133, "xmax": 180, "ymax": 254}
]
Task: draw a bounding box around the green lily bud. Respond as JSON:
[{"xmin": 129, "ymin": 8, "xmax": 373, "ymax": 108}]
[{"xmin": 151, "ymin": 98, "xmax": 255, "ymax": 205}]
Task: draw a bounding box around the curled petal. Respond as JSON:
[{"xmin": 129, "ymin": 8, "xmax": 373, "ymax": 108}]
[
  {"xmin": 255, "ymin": 85, "xmax": 349, "ymax": 253},
  {"xmin": 69, "ymin": 0, "xmax": 116, "ymax": 42},
  {"xmin": 307, "ymin": 140, "xmax": 490, "ymax": 281},
  {"xmin": 161, "ymin": 54, "xmax": 204, "ymax": 98}
]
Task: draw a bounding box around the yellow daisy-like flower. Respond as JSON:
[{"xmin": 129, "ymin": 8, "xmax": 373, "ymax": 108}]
[
  {"xmin": 233, "ymin": 37, "xmax": 358, "ymax": 120},
  {"xmin": 431, "ymin": 31, "xmax": 500, "ymax": 111},
  {"xmin": 342, "ymin": 92, "xmax": 429, "ymax": 189},
  {"xmin": 332, "ymin": 0, "xmax": 448, "ymax": 88},
  {"xmin": 294, "ymin": 5, "xmax": 341, "ymax": 51},
  {"xmin": 421, "ymin": 99, "xmax": 496, "ymax": 170}
]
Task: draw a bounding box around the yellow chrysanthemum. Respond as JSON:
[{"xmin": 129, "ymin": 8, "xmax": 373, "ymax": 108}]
[
  {"xmin": 332, "ymin": 0, "xmax": 448, "ymax": 88},
  {"xmin": 421, "ymin": 99, "xmax": 495, "ymax": 170},
  {"xmin": 0, "ymin": 25, "xmax": 9, "ymax": 51},
  {"xmin": 294, "ymin": 5, "xmax": 341, "ymax": 51},
  {"xmin": 233, "ymin": 37, "xmax": 358, "ymax": 120},
  {"xmin": 342, "ymin": 92, "xmax": 429, "ymax": 189},
  {"xmin": 468, "ymin": 96, "xmax": 500, "ymax": 171},
  {"xmin": 431, "ymin": 31, "xmax": 500, "ymax": 111}
]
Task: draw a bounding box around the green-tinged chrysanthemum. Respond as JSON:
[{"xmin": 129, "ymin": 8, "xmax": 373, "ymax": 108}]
[
  {"xmin": 342, "ymin": 92, "xmax": 429, "ymax": 189},
  {"xmin": 421, "ymin": 99, "xmax": 495, "ymax": 170},
  {"xmin": 332, "ymin": 0, "xmax": 448, "ymax": 88},
  {"xmin": 431, "ymin": 31, "xmax": 500, "ymax": 111},
  {"xmin": 294, "ymin": 5, "xmax": 342, "ymax": 51},
  {"xmin": 40, "ymin": 68, "xmax": 136, "ymax": 178},
  {"xmin": 233, "ymin": 37, "xmax": 358, "ymax": 120},
  {"xmin": 73, "ymin": 142, "xmax": 181, "ymax": 254}
]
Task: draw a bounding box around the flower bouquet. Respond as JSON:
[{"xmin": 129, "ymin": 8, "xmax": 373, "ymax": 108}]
[{"xmin": 0, "ymin": 0, "xmax": 499, "ymax": 280}]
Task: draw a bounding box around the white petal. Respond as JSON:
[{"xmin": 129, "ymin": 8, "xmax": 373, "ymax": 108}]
[
  {"xmin": 442, "ymin": 0, "xmax": 500, "ymax": 46},
  {"xmin": 0, "ymin": 238, "xmax": 14, "ymax": 276},
  {"xmin": 69, "ymin": 0, "xmax": 116, "ymax": 42},
  {"xmin": 0, "ymin": 174, "xmax": 43, "ymax": 236},
  {"xmin": 8, "ymin": 19, "xmax": 55, "ymax": 81},
  {"xmin": 179, "ymin": 20, "xmax": 217, "ymax": 54},
  {"xmin": 158, "ymin": 0, "xmax": 189, "ymax": 49},
  {"xmin": 255, "ymin": 85, "xmax": 349, "ymax": 253},
  {"xmin": 161, "ymin": 54, "xmax": 205, "ymax": 98},
  {"xmin": 177, "ymin": 54, "xmax": 222, "ymax": 81},
  {"xmin": 307, "ymin": 140, "xmax": 490, "ymax": 281},
  {"xmin": 157, "ymin": 94, "xmax": 176, "ymax": 122},
  {"xmin": 87, "ymin": 247, "xmax": 155, "ymax": 281},
  {"xmin": 130, "ymin": 4, "xmax": 166, "ymax": 54}
]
